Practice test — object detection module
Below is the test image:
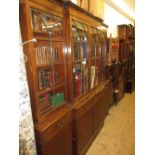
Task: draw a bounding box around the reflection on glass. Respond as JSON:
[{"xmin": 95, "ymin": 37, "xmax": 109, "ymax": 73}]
[{"xmin": 31, "ymin": 9, "xmax": 63, "ymax": 37}]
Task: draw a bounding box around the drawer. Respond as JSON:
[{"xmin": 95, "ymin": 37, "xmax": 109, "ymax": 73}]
[{"xmin": 43, "ymin": 112, "xmax": 73, "ymax": 144}]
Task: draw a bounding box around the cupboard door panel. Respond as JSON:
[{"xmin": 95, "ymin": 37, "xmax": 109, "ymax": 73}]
[
  {"xmin": 94, "ymin": 99, "xmax": 104, "ymax": 132},
  {"xmin": 94, "ymin": 88, "xmax": 109, "ymax": 132},
  {"xmin": 76, "ymin": 107, "xmax": 94, "ymax": 154},
  {"xmin": 41, "ymin": 122, "xmax": 73, "ymax": 155},
  {"xmin": 94, "ymin": 94, "xmax": 106, "ymax": 131}
]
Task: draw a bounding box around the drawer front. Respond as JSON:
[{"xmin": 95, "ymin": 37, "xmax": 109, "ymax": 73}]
[{"xmin": 43, "ymin": 112, "xmax": 73, "ymax": 144}]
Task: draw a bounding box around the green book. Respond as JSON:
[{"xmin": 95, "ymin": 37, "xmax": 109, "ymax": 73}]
[
  {"xmin": 57, "ymin": 93, "xmax": 61, "ymax": 106},
  {"xmin": 49, "ymin": 96, "xmax": 54, "ymax": 107},
  {"xmin": 60, "ymin": 93, "xmax": 64, "ymax": 105},
  {"xmin": 53, "ymin": 95, "xmax": 57, "ymax": 107}
]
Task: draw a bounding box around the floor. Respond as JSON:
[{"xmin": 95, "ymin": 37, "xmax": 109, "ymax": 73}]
[{"xmin": 86, "ymin": 92, "xmax": 135, "ymax": 155}]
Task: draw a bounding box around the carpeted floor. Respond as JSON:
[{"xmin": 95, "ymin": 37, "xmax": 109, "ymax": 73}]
[{"xmin": 86, "ymin": 92, "xmax": 135, "ymax": 155}]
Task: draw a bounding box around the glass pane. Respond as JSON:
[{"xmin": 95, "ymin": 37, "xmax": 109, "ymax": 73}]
[
  {"xmin": 30, "ymin": 8, "xmax": 66, "ymax": 114},
  {"xmin": 90, "ymin": 27, "xmax": 102, "ymax": 88},
  {"xmin": 31, "ymin": 9, "xmax": 63, "ymax": 37},
  {"xmin": 72, "ymin": 20, "xmax": 89, "ymax": 98},
  {"xmin": 31, "ymin": 9, "xmax": 48, "ymax": 32},
  {"xmin": 43, "ymin": 14, "xmax": 62, "ymax": 36}
]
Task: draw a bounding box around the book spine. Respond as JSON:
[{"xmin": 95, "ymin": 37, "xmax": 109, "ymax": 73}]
[
  {"xmin": 38, "ymin": 71, "xmax": 43, "ymax": 90},
  {"xmin": 80, "ymin": 44, "xmax": 84, "ymax": 60},
  {"xmin": 77, "ymin": 74, "xmax": 81, "ymax": 96},
  {"xmin": 36, "ymin": 47, "xmax": 38, "ymax": 65},
  {"xmin": 33, "ymin": 13, "xmax": 39, "ymax": 31},
  {"xmin": 38, "ymin": 47, "xmax": 41, "ymax": 65}
]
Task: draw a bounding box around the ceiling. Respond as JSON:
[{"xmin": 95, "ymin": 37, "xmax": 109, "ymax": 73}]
[
  {"xmin": 105, "ymin": 0, "xmax": 135, "ymax": 22},
  {"xmin": 121, "ymin": 0, "xmax": 135, "ymax": 12}
]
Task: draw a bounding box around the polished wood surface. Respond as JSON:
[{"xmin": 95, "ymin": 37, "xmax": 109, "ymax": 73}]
[
  {"xmin": 76, "ymin": 106, "xmax": 94, "ymax": 155},
  {"xmin": 20, "ymin": 0, "xmax": 118, "ymax": 155},
  {"xmin": 36, "ymin": 121, "xmax": 73, "ymax": 155},
  {"xmin": 72, "ymin": 81, "xmax": 111, "ymax": 155}
]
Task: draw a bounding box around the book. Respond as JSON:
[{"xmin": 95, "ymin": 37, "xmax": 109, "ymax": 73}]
[
  {"xmin": 90, "ymin": 66, "xmax": 96, "ymax": 89},
  {"xmin": 76, "ymin": 73, "xmax": 81, "ymax": 96},
  {"xmin": 80, "ymin": 44, "xmax": 84, "ymax": 60},
  {"xmin": 56, "ymin": 48, "xmax": 59, "ymax": 63},
  {"xmin": 49, "ymin": 92, "xmax": 64, "ymax": 108},
  {"xmin": 33, "ymin": 12, "xmax": 39, "ymax": 31},
  {"xmin": 36, "ymin": 46, "xmax": 52, "ymax": 65},
  {"xmin": 38, "ymin": 71, "xmax": 43, "ymax": 90},
  {"xmin": 82, "ymin": 40, "xmax": 87, "ymax": 58},
  {"xmin": 38, "ymin": 70, "xmax": 53, "ymax": 91},
  {"xmin": 73, "ymin": 44, "xmax": 79, "ymax": 61}
]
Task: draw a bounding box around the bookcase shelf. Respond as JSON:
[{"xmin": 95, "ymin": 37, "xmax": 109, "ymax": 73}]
[
  {"xmin": 38, "ymin": 87, "xmax": 54, "ymax": 96},
  {"xmin": 40, "ymin": 101, "xmax": 67, "ymax": 116},
  {"xmin": 38, "ymin": 81, "xmax": 66, "ymax": 95},
  {"xmin": 35, "ymin": 37, "xmax": 64, "ymax": 42},
  {"xmin": 37, "ymin": 64, "xmax": 51, "ymax": 68},
  {"xmin": 73, "ymin": 60, "xmax": 82, "ymax": 63}
]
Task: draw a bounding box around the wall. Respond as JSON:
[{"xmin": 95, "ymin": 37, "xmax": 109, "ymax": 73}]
[
  {"xmin": 104, "ymin": 2, "xmax": 134, "ymax": 37},
  {"xmin": 19, "ymin": 29, "xmax": 37, "ymax": 155}
]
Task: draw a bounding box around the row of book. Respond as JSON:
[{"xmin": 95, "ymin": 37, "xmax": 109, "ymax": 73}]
[
  {"xmin": 39, "ymin": 92, "xmax": 64, "ymax": 108},
  {"xmin": 73, "ymin": 63, "xmax": 89, "ymax": 97},
  {"xmin": 72, "ymin": 41, "xmax": 87, "ymax": 61},
  {"xmin": 38, "ymin": 70, "xmax": 53, "ymax": 90},
  {"xmin": 36, "ymin": 46, "xmax": 59, "ymax": 65},
  {"xmin": 38, "ymin": 69, "xmax": 65, "ymax": 91},
  {"xmin": 36, "ymin": 46, "xmax": 51, "ymax": 65}
]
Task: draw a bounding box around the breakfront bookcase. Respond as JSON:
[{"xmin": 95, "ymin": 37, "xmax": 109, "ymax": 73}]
[{"xmin": 20, "ymin": 0, "xmax": 112, "ymax": 155}]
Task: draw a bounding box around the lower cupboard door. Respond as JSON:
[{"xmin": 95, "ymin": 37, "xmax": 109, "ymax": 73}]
[
  {"xmin": 76, "ymin": 107, "xmax": 94, "ymax": 154},
  {"xmin": 42, "ymin": 122, "xmax": 73, "ymax": 155}
]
